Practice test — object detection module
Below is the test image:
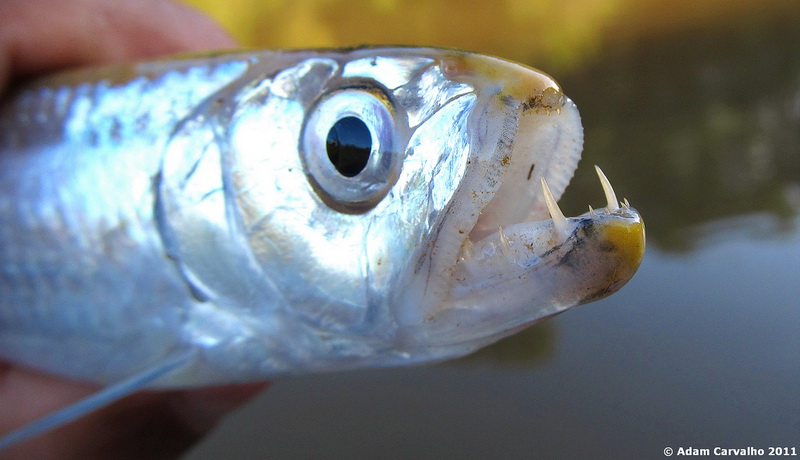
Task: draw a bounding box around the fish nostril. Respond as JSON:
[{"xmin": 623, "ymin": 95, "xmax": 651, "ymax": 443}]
[{"xmin": 326, "ymin": 116, "xmax": 372, "ymax": 177}]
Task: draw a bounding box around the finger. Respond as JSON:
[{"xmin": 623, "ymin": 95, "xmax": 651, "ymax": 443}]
[
  {"xmin": 0, "ymin": 363, "xmax": 267, "ymax": 459},
  {"xmin": 0, "ymin": 362, "xmax": 97, "ymax": 443},
  {"xmin": 0, "ymin": 0, "xmax": 237, "ymax": 89},
  {"xmin": 55, "ymin": 383, "xmax": 269, "ymax": 459}
]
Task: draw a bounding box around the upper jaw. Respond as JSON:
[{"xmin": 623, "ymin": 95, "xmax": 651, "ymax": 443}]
[{"xmin": 467, "ymin": 96, "xmax": 584, "ymax": 241}]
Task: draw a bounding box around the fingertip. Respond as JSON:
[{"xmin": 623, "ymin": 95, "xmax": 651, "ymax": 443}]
[
  {"xmin": 0, "ymin": 0, "xmax": 239, "ymax": 88},
  {"xmin": 126, "ymin": 0, "xmax": 239, "ymax": 54}
]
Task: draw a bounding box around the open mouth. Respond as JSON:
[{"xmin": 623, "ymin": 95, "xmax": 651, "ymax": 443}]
[{"xmin": 411, "ymin": 90, "xmax": 644, "ymax": 338}]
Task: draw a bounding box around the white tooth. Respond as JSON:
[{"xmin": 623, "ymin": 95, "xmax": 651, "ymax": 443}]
[
  {"xmin": 541, "ymin": 177, "xmax": 568, "ymax": 236},
  {"xmin": 588, "ymin": 205, "xmax": 596, "ymax": 217},
  {"xmin": 595, "ymin": 165, "xmax": 620, "ymax": 211},
  {"xmin": 623, "ymin": 198, "xmax": 631, "ymax": 208},
  {"xmin": 498, "ymin": 226, "xmax": 511, "ymax": 256}
]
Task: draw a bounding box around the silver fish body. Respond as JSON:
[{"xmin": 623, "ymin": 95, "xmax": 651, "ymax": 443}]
[{"xmin": 0, "ymin": 47, "xmax": 644, "ymax": 387}]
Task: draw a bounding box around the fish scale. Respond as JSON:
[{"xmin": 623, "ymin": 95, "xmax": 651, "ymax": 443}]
[{"xmin": 0, "ymin": 58, "xmax": 250, "ymax": 367}]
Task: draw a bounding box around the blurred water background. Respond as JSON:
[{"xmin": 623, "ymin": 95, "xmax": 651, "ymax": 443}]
[{"xmin": 181, "ymin": 1, "xmax": 800, "ymax": 458}]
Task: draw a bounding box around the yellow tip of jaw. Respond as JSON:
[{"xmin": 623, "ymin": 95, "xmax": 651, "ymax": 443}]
[{"xmin": 598, "ymin": 217, "xmax": 646, "ymax": 283}]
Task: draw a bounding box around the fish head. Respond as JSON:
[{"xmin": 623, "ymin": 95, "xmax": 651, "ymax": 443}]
[{"xmin": 160, "ymin": 48, "xmax": 644, "ymax": 373}]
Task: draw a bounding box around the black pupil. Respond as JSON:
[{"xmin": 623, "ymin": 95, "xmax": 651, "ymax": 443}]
[{"xmin": 326, "ymin": 117, "xmax": 372, "ymax": 177}]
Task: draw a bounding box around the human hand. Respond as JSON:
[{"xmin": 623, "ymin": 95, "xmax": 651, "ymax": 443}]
[
  {"xmin": 0, "ymin": 363, "xmax": 268, "ymax": 459},
  {"xmin": 0, "ymin": 1, "xmax": 267, "ymax": 458}
]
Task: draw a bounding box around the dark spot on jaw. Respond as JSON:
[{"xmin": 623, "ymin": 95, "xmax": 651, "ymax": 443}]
[
  {"xmin": 556, "ymin": 238, "xmax": 584, "ymax": 269},
  {"xmin": 521, "ymin": 95, "xmax": 553, "ymax": 113},
  {"xmin": 527, "ymin": 163, "xmax": 535, "ymax": 181},
  {"xmin": 599, "ymin": 241, "xmax": 616, "ymax": 253},
  {"xmin": 414, "ymin": 251, "xmax": 426, "ymax": 274},
  {"xmin": 579, "ymin": 285, "xmax": 615, "ymax": 304},
  {"xmin": 520, "ymin": 88, "xmax": 566, "ymax": 114},
  {"xmin": 541, "ymin": 241, "xmax": 563, "ymax": 259},
  {"xmin": 521, "ymin": 96, "xmax": 537, "ymax": 112},
  {"xmin": 552, "ymin": 219, "xmax": 594, "ymax": 268}
]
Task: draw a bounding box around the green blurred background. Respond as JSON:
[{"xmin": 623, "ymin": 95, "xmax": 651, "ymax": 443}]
[{"xmin": 180, "ymin": 1, "xmax": 800, "ymax": 458}]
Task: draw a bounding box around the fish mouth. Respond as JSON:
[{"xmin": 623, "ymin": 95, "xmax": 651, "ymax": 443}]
[
  {"xmin": 398, "ymin": 65, "xmax": 645, "ymax": 349},
  {"xmin": 419, "ymin": 159, "xmax": 645, "ymax": 348}
]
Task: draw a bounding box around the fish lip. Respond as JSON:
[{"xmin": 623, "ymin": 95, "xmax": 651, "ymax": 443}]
[{"xmin": 460, "ymin": 205, "xmax": 644, "ymax": 269}]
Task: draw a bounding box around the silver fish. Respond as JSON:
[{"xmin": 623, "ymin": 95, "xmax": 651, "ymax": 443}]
[{"xmin": 0, "ymin": 47, "xmax": 644, "ymax": 445}]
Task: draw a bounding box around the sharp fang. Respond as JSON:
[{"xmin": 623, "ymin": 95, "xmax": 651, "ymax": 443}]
[
  {"xmin": 595, "ymin": 165, "xmax": 620, "ymax": 212},
  {"xmin": 588, "ymin": 205, "xmax": 596, "ymax": 217},
  {"xmin": 541, "ymin": 177, "xmax": 568, "ymax": 236},
  {"xmin": 623, "ymin": 198, "xmax": 631, "ymax": 208},
  {"xmin": 498, "ymin": 226, "xmax": 511, "ymax": 256}
]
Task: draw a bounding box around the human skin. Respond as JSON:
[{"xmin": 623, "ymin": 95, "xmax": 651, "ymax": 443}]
[{"xmin": 0, "ymin": 1, "xmax": 268, "ymax": 458}]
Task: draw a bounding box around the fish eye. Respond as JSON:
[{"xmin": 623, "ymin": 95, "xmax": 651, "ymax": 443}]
[
  {"xmin": 326, "ymin": 116, "xmax": 371, "ymax": 177},
  {"xmin": 301, "ymin": 87, "xmax": 403, "ymax": 213}
]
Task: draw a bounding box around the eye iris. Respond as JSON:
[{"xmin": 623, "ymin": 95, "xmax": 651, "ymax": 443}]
[{"xmin": 326, "ymin": 117, "xmax": 372, "ymax": 177}]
